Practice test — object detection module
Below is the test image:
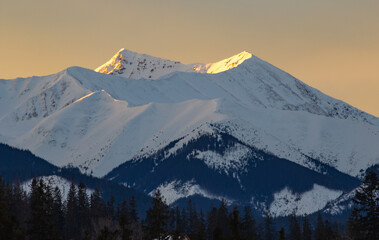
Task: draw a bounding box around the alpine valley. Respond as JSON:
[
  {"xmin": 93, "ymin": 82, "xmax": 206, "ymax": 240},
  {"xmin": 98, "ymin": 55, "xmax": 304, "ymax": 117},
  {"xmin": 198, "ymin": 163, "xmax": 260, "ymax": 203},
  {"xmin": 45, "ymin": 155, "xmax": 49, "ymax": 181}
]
[{"xmin": 0, "ymin": 49, "xmax": 378, "ymax": 218}]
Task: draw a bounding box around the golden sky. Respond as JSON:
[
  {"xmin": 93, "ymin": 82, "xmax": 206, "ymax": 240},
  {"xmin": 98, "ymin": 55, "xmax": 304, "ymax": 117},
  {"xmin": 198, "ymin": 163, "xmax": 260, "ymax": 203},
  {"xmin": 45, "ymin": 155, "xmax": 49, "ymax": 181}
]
[{"xmin": 1, "ymin": 0, "xmax": 378, "ymax": 116}]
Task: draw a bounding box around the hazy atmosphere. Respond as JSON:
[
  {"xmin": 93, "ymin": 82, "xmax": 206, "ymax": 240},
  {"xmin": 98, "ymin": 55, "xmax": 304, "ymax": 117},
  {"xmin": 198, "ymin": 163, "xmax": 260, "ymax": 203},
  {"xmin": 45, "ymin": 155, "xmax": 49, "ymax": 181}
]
[{"xmin": 1, "ymin": 0, "xmax": 378, "ymax": 116}]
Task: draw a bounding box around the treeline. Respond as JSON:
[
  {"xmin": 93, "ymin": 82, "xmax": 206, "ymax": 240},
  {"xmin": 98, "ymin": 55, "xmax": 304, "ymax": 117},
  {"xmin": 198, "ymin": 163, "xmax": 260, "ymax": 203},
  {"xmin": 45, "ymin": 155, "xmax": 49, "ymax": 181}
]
[{"xmin": 0, "ymin": 171, "xmax": 377, "ymax": 240}]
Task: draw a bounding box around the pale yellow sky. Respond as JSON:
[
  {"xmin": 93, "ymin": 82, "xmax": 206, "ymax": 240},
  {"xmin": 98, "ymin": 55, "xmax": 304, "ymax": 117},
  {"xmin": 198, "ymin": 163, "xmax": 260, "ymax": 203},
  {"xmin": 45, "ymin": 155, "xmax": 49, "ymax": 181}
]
[{"xmin": 0, "ymin": 0, "xmax": 378, "ymax": 116}]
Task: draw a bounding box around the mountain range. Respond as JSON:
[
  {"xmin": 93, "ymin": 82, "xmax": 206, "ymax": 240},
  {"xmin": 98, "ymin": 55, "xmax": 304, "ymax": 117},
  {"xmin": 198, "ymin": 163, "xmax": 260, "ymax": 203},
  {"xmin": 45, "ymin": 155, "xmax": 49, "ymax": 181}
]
[{"xmin": 0, "ymin": 49, "xmax": 378, "ymax": 217}]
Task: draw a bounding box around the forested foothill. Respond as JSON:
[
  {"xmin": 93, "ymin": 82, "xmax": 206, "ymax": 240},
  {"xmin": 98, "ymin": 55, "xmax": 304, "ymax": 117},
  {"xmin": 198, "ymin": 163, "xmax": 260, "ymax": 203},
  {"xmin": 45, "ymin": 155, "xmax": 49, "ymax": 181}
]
[{"xmin": 0, "ymin": 170, "xmax": 377, "ymax": 240}]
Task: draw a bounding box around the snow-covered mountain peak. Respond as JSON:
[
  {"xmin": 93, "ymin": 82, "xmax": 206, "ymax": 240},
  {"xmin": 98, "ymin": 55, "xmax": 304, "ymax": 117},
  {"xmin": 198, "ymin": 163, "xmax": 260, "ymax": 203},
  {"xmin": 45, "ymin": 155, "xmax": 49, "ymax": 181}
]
[
  {"xmin": 95, "ymin": 48, "xmax": 190, "ymax": 80},
  {"xmin": 193, "ymin": 51, "xmax": 252, "ymax": 74},
  {"xmin": 95, "ymin": 49, "xmax": 253, "ymax": 80}
]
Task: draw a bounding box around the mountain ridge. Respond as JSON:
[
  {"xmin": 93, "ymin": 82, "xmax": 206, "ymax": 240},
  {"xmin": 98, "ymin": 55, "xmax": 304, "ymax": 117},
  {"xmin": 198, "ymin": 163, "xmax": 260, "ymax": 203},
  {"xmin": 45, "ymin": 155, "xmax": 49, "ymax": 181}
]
[
  {"xmin": 0, "ymin": 49, "xmax": 378, "ymax": 216},
  {"xmin": 94, "ymin": 48, "xmax": 254, "ymax": 80}
]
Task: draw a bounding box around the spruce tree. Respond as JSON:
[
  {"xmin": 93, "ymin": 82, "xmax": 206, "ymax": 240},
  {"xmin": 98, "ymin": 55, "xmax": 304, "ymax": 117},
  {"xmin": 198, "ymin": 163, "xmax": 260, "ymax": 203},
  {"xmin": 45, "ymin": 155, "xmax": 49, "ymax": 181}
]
[
  {"xmin": 65, "ymin": 181, "xmax": 78, "ymax": 239},
  {"xmin": 168, "ymin": 208, "xmax": 177, "ymax": 234},
  {"xmin": 146, "ymin": 190, "xmax": 170, "ymax": 240},
  {"xmin": 241, "ymin": 206, "xmax": 257, "ymax": 240},
  {"xmin": 348, "ymin": 170, "xmax": 378, "ymax": 240},
  {"xmin": 9, "ymin": 181, "xmax": 28, "ymax": 228},
  {"xmin": 1, "ymin": 179, "xmax": 25, "ymax": 240},
  {"xmin": 77, "ymin": 182, "xmax": 90, "ymax": 238},
  {"xmin": 206, "ymin": 206, "xmax": 218, "ymax": 240},
  {"xmin": 173, "ymin": 207, "xmax": 182, "ymax": 239},
  {"xmin": 324, "ymin": 220, "xmax": 338, "ymax": 240},
  {"xmin": 0, "ymin": 177, "xmax": 12, "ymax": 239},
  {"xmin": 314, "ymin": 212, "xmax": 324, "ymax": 240},
  {"xmin": 279, "ymin": 227, "xmax": 286, "ymax": 240},
  {"xmin": 289, "ymin": 212, "xmax": 301, "ymax": 240},
  {"xmin": 128, "ymin": 196, "xmax": 138, "ymax": 223},
  {"xmin": 188, "ymin": 199, "xmax": 199, "ymax": 238},
  {"xmin": 28, "ymin": 178, "xmax": 57, "ymax": 240},
  {"xmin": 52, "ymin": 187, "xmax": 64, "ymax": 238},
  {"xmin": 118, "ymin": 199, "xmax": 132, "ymax": 240},
  {"xmin": 229, "ymin": 206, "xmax": 242, "ymax": 240},
  {"xmin": 302, "ymin": 215, "xmax": 312, "ymax": 240},
  {"xmin": 194, "ymin": 210, "xmax": 206, "ymax": 240},
  {"xmin": 217, "ymin": 200, "xmax": 230, "ymax": 239},
  {"xmin": 90, "ymin": 188, "xmax": 106, "ymax": 220},
  {"xmin": 264, "ymin": 208, "xmax": 275, "ymax": 240},
  {"xmin": 106, "ymin": 194, "xmax": 115, "ymax": 220},
  {"xmin": 181, "ymin": 208, "xmax": 189, "ymax": 235}
]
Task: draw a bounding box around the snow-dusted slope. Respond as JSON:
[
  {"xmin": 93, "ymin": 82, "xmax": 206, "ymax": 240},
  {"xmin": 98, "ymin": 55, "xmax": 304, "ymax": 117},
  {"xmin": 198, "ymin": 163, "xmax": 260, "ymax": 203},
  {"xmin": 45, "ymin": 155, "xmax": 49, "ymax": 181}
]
[{"xmin": 0, "ymin": 50, "xmax": 378, "ymax": 180}]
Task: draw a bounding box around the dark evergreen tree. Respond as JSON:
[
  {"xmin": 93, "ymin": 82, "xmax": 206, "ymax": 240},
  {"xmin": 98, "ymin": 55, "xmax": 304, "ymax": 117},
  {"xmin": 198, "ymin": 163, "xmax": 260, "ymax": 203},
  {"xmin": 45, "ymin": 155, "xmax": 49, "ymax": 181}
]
[
  {"xmin": 128, "ymin": 196, "xmax": 138, "ymax": 223},
  {"xmin": 324, "ymin": 220, "xmax": 337, "ymax": 240},
  {"xmin": 0, "ymin": 177, "xmax": 25, "ymax": 240},
  {"xmin": 65, "ymin": 181, "xmax": 78, "ymax": 239},
  {"xmin": 173, "ymin": 207, "xmax": 182, "ymax": 239},
  {"xmin": 52, "ymin": 187, "xmax": 64, "ymax": 238},
  {"xmin": 118, "ymin": 199, "xmax": 132, "ymax": 240},
  {"xmin": 229, "ymin": 206, "xmax": 242, "ymax": 240},
  {"xmin": 241, "ymin": 206, "xmax": 257, "ymax": 240},
  {"xmin": 264, "ymin": 208, "xmax": 275, "ymax": 240},
  {"xmin": 90, "ymin": 188, "xmax": 106, "ymax": 220},
  {"xmin": 188, "ymin": 199, "xmax": 199, "ymax": 238},
  {"xmin": 77, "ymin": 182, "xmax": 91, "ymax": 238},
  {"xmin": 8, "ymin": 181, "xmax": 29, "ymax": 229},
  {"xmin": 145, "ymin": 190, "xmax": 170, "ymax": 240},
  {"xmin": 168, "ymin": 208, "xmax": 176, "ymax": 234},
  {"xmin": 279, "ymin": 227, "xmax": 286, "ymax": 240},
  {"xmin": 314, "ymin": 212, "xmax": 324, "ymax": 240},
  {"xmin": 206, "ymin": 206, "xmax": 218, "ymax": 240},
  {"xmin": 106, "ymin": 194, "xmax": 115, "ymax": 220},
  {"xmin": 302, "ymin": 215, "xmax": 312, "ymax": 240},
  {"xmin": 288, "ymin": 212, "xmax": 301, "ymax": 240},
  {"xmin": 28, "ymin": 178, "xmax": 57, "ymax": 240},
  {"xmin": 193, "ymin": 210, "xmax": 206, "ymax": 240},
  {"xmin": 181, "ymin": 208, "xmax": 189, "ymax": 235},
  {"xmin": 348, "ymin": 170, "xmax": 378, "ymax": 240},
  {"xmin": 347, "ymin": 210, "xmax": 359, "ymax": 240},
  {"xmin": 216, "ymin": 200, "xmax": 230, "ymax": 239}
]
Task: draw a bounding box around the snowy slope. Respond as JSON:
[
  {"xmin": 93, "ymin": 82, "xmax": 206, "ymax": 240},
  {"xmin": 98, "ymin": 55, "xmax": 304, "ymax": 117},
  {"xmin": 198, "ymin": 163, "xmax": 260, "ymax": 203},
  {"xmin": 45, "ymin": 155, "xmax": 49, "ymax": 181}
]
[
  {"xmin": 0, "ymin": 50, "xmax": 378, "ymax": 179},
  {"xmin": 0, "ymin": 49, "xmax": 378, "ymax": 216},
  {"xmin": 269, "ymin": 184, "xmax": 343, "ymax": 217}
]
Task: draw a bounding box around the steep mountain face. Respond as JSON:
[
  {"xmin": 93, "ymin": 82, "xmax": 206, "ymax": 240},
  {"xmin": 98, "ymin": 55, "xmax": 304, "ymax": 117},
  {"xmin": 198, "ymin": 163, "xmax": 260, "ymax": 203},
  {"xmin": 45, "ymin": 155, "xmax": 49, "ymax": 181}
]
[
  {"xmin": 0, "ymin": 49, "xmax": 378, "ymax": 216},
  {"xmin": 105, "ymin": 131, "xmax": 360, "ymax": 216}
]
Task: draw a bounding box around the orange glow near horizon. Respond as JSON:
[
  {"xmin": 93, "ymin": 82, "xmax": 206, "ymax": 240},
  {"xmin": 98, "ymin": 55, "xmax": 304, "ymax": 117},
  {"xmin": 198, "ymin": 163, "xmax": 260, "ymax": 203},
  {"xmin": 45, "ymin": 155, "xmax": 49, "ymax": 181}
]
[{"xmin": 0, "ymin": 0, "xmax": 378, "ymax": 116}]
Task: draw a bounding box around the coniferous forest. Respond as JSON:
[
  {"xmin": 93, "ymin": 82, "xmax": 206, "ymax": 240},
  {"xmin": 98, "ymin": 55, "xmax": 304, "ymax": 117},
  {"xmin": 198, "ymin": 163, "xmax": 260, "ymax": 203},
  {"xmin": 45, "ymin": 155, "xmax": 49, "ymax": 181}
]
[{"xmin": 0, "ymin": 171, "xmax": 377, "ymax": 240}]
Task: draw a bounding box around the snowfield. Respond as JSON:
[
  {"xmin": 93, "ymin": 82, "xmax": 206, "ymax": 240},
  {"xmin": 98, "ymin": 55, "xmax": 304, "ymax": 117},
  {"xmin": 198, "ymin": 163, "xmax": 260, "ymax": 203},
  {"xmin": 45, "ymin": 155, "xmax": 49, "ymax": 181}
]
[{"xmin": 269, "ymin": 184, "xmax": 343, "ymax": 217}]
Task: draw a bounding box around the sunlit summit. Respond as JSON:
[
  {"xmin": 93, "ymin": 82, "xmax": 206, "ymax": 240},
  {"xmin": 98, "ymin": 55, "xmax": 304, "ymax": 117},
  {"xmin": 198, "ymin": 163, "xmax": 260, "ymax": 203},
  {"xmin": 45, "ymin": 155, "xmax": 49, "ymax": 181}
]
[{"xmin": 95, "ymin": 48, "xmax": 253, "ymax": 79}]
